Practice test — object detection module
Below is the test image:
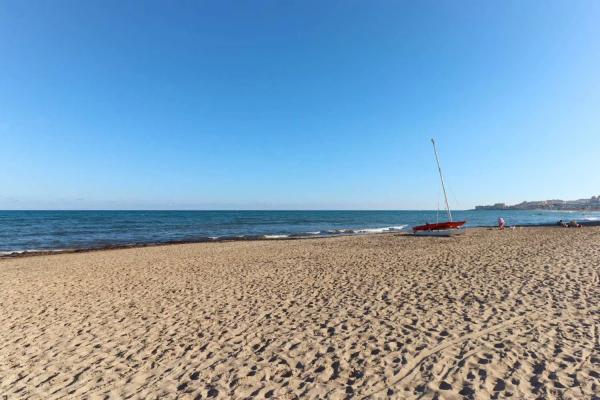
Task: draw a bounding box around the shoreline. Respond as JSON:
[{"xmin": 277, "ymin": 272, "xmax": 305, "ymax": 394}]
[{"xmin": 2, "ymin": 220, "xmax": 600, "ymax": 259}]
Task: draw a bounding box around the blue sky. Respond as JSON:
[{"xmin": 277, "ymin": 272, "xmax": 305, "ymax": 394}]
[{"xmin": 1, "ymin": 1, "xmax": 599, "ymax": 209}]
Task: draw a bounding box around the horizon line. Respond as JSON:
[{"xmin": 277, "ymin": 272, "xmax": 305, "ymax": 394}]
[{"xmin": 0, "ymin": 209, "xmax": 478, "ymax": 212}]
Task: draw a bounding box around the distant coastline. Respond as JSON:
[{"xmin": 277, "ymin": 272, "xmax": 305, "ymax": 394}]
[{"xmin": 474, "ymin": 195, "xmax": 600, "ymax": 211}]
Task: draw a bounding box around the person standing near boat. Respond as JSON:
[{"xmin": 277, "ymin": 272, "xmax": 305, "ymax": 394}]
[{"xmin": 498, "ymin": 217, "xmax": 505, "ymax": 230}]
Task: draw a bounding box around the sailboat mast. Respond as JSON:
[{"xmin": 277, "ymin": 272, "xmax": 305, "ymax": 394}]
[{"xmin": 431, "ymin": 139, "xmax": 453, "ymax": 222}]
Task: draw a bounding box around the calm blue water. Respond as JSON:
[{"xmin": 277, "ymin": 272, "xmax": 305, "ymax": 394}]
[{"xmin": 1, "ymin": 210, "xmax": 599, "ymax": 254}]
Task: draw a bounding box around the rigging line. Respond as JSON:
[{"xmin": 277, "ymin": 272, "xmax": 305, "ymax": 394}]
[
  {"xmin": 448, "ymin": 185, "xmax": 463, "ymax": 211},
  {"xmin": 431, "ymin": 138, "xmax": 452, "ymax": 221}
]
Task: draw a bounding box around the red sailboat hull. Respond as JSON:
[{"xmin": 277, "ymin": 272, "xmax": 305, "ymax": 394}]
[{"xmin": 412, "ymin": 221, "xmax": 466, "ymax": 232}]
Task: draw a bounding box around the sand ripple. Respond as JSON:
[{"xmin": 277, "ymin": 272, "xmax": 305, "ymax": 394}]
[{"xmin": 0, "ymin": 228, "xmax": 598, "ymax": 399}]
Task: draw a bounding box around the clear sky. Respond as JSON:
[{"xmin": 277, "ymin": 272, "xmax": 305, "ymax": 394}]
[{"xmin": 1, "ymin": 1, "xmax": 599, "ymax": 210}]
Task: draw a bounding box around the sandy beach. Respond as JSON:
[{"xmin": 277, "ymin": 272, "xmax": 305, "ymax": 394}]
[{"xmin": 0, "ymin": 228, "xmax": 598, "ymax": 399}]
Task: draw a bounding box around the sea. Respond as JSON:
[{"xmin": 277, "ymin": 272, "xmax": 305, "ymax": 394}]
[{"xmin": 1, "ymin": 210, "xmax": 599, "ymax": 255}]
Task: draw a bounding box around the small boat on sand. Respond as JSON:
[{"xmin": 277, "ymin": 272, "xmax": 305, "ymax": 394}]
[
  {"xmin": 413, "ymin": 139, "xmax": 466, "ymax": 236},
  {"xmin": 413, "ymin": 221, "xmax": 466, "ymax": 236}
]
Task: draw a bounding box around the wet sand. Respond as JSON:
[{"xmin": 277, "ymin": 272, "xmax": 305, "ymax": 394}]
[{"xmin": 1, "ymin": 227, "xmax": 598, "ymax": 399}]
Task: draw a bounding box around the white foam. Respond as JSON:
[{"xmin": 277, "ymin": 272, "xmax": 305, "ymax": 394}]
[
  {"xmin": 0, "ymin": 250, "xmax": 22, "ymax": 255},
  {"xmin": 327, "ymin": 229, "xmax": 353, "ymax": 234},
  {"xmin": 0, "ymin": 248, "xmax": 70, "ymax": 256},
  {"xmin": 264, "ymin": 234, "xmax": 289, "ymax": 239},
  {"xmin": 354, "ymin": 225, "xmax": 407, "ymax": 234}
]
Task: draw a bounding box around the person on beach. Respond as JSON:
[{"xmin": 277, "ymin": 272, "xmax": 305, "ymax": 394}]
[
  {"xmin": 498, "ymin": 217, "xmax": 505, "ymax": 230},
  {"xmin": 557, "ymin": 219, "xmax": 581, "ymax": 228}
]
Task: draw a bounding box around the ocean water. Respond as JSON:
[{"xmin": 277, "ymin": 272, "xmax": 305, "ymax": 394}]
[{"xmin": 1, "ymin": 210, "xmax": 599, "ymax": 254}]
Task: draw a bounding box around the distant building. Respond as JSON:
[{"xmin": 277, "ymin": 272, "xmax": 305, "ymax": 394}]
[{"xmin": 474, "ymin": 196, "xmax": 600, "ymax": 211}]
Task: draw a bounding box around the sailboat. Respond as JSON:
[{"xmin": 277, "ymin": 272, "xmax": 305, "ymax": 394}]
[{"xmin": 413, "ymin": 139, "xmax": 466, "ymax": 236}]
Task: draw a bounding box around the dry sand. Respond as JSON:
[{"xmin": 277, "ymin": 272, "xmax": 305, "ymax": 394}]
[{"xmin": 1, "ymin": 228, "xmax": 599, "ymax": 399}]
